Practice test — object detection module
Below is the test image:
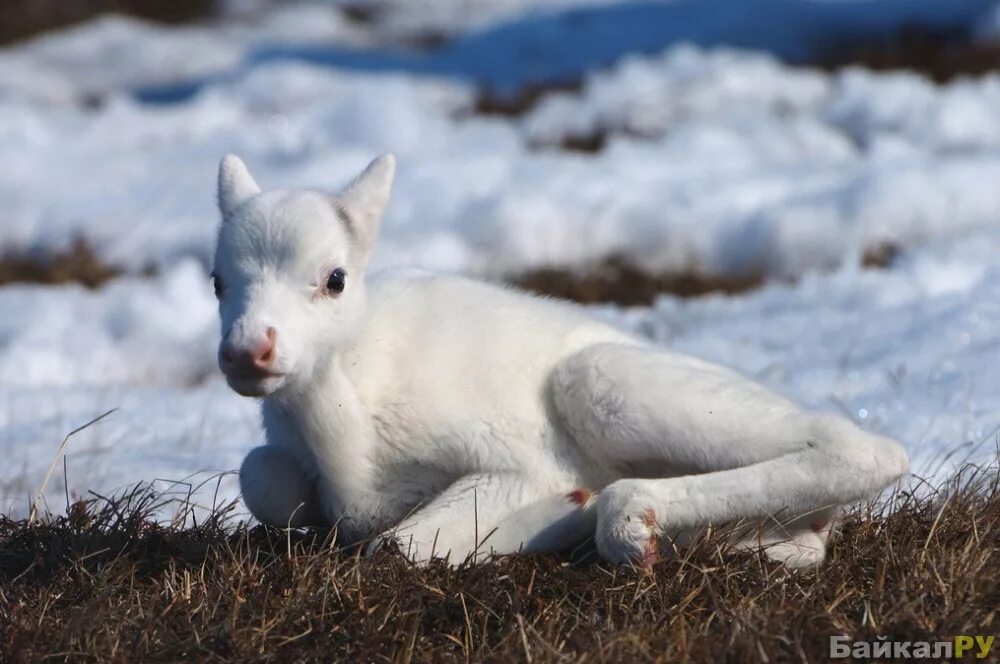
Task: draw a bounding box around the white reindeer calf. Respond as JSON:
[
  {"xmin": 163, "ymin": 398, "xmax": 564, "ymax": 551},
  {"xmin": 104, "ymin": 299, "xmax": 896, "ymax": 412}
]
[{"xmin": 214, "ymin": 154, "xmax": 909, "ymax": 568}]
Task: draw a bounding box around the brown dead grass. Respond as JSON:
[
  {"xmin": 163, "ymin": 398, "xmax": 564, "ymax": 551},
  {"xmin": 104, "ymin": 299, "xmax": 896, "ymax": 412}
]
[
  {"xmin": 0, "ymin": 239, "xmax": 125, "ymax": 289},
  {"xmin": 0, "ymin": 0, "xmax": 215, "ymax": 45},
  {"xmin": 822, "ymin": 26, "xmax": 1000, "ymax": 84},
  {"xmin": 473, "ymin": 81, "xmax": 584, "ymax": 118},
  {"xmin": 511, "ymin": 244, "xmax": 901, "ymax": 306},
  {"xmin": 1, "ymin": 463, "xmax": 997, "ymax": 663},
  {"xmin": 512, "ymin": 257, "xmax": 766, "ymax": 306}
]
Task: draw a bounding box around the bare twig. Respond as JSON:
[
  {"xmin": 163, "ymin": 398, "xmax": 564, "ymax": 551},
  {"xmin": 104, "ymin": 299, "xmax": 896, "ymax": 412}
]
[{"xmin": 28, "ymin": 408, "xmax": 117, "ymax": 525}]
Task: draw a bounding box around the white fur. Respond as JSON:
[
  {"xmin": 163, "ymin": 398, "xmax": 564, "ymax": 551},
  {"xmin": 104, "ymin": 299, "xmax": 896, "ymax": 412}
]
[{"xmin": 215, "ymin": 154, "xmax": 910, "ymax": 567}]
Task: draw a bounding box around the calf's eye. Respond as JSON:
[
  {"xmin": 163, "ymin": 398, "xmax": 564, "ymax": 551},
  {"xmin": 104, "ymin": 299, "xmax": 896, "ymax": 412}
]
[
  {"xmin": 326, "ymin": 268, "xmax": 346, "ymax": 294},
  {"xmin": 211, "ymin": 271, "xmax": 224, "ymax": 299}
]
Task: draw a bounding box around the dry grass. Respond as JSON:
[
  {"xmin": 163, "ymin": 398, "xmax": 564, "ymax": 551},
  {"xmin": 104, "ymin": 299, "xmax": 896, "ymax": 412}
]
[
  {"xmin": 509, "ymin": 244, "xmax": 900, "ymax": 305},
  {"xmin": 0, "ymin": 0, "xmax": 216, "ymax": 45},
  {"xmin": 821, "ymin": 26, "xmax": 1000, "ymax": 84},
  {"xmin": 0, "ymin": 239, "xmax": 127, "ymax": 289},
  {"xmin": 1, "ymin": 463, "xmax": 997, "ymax": 663},
  {"xmin": 512, "ymin": 257, "xmax": 766, "ymax": 306}
]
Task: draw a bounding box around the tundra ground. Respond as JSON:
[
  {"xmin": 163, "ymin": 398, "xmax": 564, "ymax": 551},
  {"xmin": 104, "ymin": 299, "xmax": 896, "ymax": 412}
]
[{"xmin": 1, "ymin": 462, "xmax": 997, "ymax": 663}]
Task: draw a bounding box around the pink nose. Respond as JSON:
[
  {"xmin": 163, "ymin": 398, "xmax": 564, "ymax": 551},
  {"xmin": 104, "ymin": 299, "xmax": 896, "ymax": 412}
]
[{"xmin": 221, "ymin": 327, "xmax": 277, "ymax": 373}]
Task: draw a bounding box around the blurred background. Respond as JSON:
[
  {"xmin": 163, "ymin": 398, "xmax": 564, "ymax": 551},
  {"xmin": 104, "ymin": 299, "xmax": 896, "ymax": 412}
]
[{"xmin": 2, "ymin": 0, "xmax": 1000, "ymax": 516}]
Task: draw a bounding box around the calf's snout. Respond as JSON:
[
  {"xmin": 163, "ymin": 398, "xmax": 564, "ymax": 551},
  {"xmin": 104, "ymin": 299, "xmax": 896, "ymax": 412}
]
[{"xmin": 220, "ymin": 326, "xmax": 278, "ymax": 374}]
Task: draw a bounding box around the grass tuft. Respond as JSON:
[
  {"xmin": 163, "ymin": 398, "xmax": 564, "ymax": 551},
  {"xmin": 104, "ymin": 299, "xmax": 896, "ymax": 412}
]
[
  {"xmin": 0, "ymin": 239, "xmax": 128, "ymax": 289},
  {"xmin": 1, "ymin": 462, "xmax": 998, "ymax": 662},
  {"xmin": 512, "ymin": 257, "xmax": 766, "ymax": 305},
  {"xmin": 0, "ymin": 0, "xmax": 216, "ymax": 45}
]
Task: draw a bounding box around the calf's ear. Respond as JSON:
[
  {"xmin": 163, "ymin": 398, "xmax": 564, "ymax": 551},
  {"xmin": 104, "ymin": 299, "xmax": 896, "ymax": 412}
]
[
  {"xmin": 218, "ymin": 154, "xmax": 261, "ymax": 219},
  {"xmin": 337, "ymin": 153, "xmax": 396, "ymax": 255}
]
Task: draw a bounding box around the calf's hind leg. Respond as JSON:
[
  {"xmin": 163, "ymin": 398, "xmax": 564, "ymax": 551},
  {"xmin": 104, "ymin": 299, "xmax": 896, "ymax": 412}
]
[{"xmin": 551, "ymin": 343, "xmax": 908, "ymax": 566}]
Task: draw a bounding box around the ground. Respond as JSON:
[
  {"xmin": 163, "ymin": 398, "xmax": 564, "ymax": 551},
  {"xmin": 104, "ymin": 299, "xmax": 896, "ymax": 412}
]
[{"xmin": 2, "ymin": 462, "xmax": 997, "ymax": 662}]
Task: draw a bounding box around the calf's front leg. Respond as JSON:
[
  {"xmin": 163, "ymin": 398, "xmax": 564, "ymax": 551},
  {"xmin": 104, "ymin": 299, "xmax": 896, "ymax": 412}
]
[
  {"xmin": 371, "ymin": 473, "xmax": 597, "ymax": 563},
  {"xmin": 239, "ymin": 445, "xmax": 327, "ymax": 527}
]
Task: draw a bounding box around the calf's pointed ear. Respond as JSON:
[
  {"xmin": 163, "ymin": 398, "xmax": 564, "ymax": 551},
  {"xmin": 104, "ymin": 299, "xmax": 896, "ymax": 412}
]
[
  {"xmin": 337, "ymin": 153, "xmax": 395, "ymax": 254},
  {"xmin": 218, "ymin": 154, "xmax": 261, "ymax": 218}
]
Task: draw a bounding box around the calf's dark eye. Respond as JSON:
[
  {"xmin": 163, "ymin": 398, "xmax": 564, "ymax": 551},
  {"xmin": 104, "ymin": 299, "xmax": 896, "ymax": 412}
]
[
  {"xmin": 326, "ymin": 268, "xmax": 346, "ymax": 294},
  {"xmin": 211, "ymin": 272, "xmax": 224, "ymax": 299}
]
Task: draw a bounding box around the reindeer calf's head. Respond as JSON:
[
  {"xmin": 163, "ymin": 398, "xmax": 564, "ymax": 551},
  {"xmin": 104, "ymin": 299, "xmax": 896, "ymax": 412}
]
[{"xmin": 212, "ymin": 154, "xmax": 395, "ymax": 397}]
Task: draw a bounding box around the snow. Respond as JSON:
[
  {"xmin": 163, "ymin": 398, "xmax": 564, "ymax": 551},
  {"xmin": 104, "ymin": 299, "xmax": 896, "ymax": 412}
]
[
  {"xmin": 6, "ymin": 0, "xmax": 999, "ymax": 100},
  {"xmin": 0, "ymin": 260, "xmax": 217, "ymax": 388},
  {"xmin": 216, "ymin": 0, "xmax": 1000, "ymax": 114},
  {"xmin": 1, "ymin": 381, "xmax": 256, "ymax": 520},
  {"xmin": 6, "ymin": 50, "xmax": 1000, "ymax": 281},
  {"xmin": 0, "ymin": 5, "xmax": 368, "ymax": 104},
  {"xmin": 2, "ymin": 0, "xmax": 1000, "ymax": 518},
  {"xmin": 241, "ymin": 0, "xmax": 1000, "ymax": 49}
]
